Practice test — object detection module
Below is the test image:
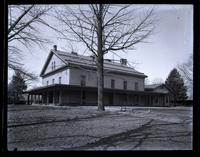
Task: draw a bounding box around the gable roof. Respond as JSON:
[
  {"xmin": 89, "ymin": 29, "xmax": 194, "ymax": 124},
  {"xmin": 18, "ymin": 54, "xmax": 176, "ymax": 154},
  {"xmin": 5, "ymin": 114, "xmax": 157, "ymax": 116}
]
[
  {"xmin": 145, "ymin": 84, "xmax": 163, "ymax": 89},
  {"xmin": 145, "ymin": 84, "xmax": 170, "ymax": 92},
  {"xmin": 40, "ymin": 49, "xmax": 147, "ymax": 77}
]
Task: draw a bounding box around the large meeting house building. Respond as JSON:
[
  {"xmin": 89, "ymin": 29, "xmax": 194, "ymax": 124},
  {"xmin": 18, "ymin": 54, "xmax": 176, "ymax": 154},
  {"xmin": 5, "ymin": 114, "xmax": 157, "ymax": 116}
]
[{"xmin": 25, "ymin": 45, "xmax": 171, "ymax": 106}]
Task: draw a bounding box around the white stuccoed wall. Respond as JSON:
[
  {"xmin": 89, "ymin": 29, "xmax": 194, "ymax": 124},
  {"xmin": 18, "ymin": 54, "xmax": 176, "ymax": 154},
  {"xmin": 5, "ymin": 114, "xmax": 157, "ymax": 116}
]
[
  {"xmin": 41, "ymin": 53, "xmax": 145, "ymax": 91},
  {"xmin": 44, "ymin": 54, "xmax": 66, "ymax": 75},
  {"xmin": 69, "ymin": 68, "xmax": 97, "ymax": 87},
  {"xmin": 69, "ymin": 68, "xmax": 145, "ymax": 91},
  {"xmin": 42, "ymin": 69, "xmax": 70, "ymax": 85}
]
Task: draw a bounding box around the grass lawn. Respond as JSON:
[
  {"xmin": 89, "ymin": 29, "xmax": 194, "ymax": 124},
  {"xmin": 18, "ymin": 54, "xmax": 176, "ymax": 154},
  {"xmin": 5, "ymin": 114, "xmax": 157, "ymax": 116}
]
[{"xmin": 7, "ymin": 104, "xmax": 193, "ymax": 150}]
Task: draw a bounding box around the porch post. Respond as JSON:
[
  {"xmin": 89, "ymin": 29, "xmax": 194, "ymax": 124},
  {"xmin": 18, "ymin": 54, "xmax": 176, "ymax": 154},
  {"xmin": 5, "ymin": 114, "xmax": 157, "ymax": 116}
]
[
  {"xmin": 152, "ymin": 95, "xmax": 154, "ymax": 106},
  {"xmin": 38, "ymin": 95, "xmax": 39, "ymax": 104},
  {"xmin": 31, "ymin": 94, "xmax": 33, "ymax": 104},
  {"xmin": 80, "ymin": 89, "xmax": 82, "ymax": 105},
  {"xmin": 35, "ymin": 95, "xmax": 37, "ymax": 104},
  {"xmin": 59, "ymin": 90, "xmax": 62, "ymax": 105},
  {"xmin": 38, "ymin": 95, "xmax": 40, "ymax": 104},
  {"xmin": 39, "ymin": 95, "xmax": 41, "ymax": 104},
  {"xmin": 42, "ymin": 94, "xmax": 44, "ymax": 104},
  {"xmin": 27, "ymin": 94, "xmax": 29, "ymax": 105},
  {"xmin": 150, "ymin": 95, "xmax": 151, "ymax": 106},
  {"xmin": 138, "ymin": 95, "xmax": 140, "ymax": 105},
  {"xmin": 30, "ymin": 94, "xmax": 32, "ymax": 104},
  {"xmin": 33, "ymin": 95, "xmax": 35, "ymax": 104},
  {"xmin": 113, "ymin": 92, "xmax": 115, "ymax": 106},
  {"xmin": 36, "ymin": 95, "xmax": 38, "ymax": 104},
  {"xmin": 126, "ymin": 93, "xmax": 128, "ymax": 106},
  {"xmin": 40, "ymin": 95, "xmax": 42, "ymax": 104},
  {"xmin": 168, "ymin": 96, "xmax": 170, "ymax": 105},
  {"xmin": 53, "ymin": 90, "xmax": 55, "ymax": 105},
  {"xmin": 163, "ymin": 95, "xmax": 165, "ymax": 106},
  {"xmin": 47, "ymin": 92, "xmax": 49, "ymax": 105}
]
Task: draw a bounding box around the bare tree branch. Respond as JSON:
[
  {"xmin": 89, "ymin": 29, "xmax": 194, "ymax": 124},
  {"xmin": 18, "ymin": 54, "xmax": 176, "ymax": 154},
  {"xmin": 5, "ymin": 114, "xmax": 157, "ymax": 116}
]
[
  {"xmin": 8, "ymin": 5, "xmax": 34, "ymax": 34},
  {"xmin": 54, "ymin": 4, "xmax": 156, "ymax": 111},
  {"xmin": 8, "ymin": 5, "xmax": 56, "ymax": 87},
  {"xmin": 177, "ymin": 54, "xmax": 193, "ymax": 99}
]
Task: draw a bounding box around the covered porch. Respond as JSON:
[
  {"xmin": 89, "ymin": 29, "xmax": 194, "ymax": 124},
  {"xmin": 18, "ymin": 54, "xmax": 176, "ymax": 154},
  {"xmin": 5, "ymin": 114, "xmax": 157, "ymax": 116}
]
[{"xmin": 24, "ymin": 84, "xmax": 170, "ymax": 106}]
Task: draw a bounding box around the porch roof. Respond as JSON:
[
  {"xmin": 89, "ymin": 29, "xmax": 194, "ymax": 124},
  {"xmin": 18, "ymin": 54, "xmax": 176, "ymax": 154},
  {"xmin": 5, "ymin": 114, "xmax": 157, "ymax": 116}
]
[{"xmin": 24, "ymin": 84, "xmax": 168, "ymax": 95}]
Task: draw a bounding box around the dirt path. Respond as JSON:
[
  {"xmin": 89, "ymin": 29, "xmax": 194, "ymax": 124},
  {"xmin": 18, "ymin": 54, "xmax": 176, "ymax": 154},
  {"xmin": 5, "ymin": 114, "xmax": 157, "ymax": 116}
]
[
  {"xmin": 67, "ymin": 119, "xmax": 192, "ymax": 150},
  {"xmin": 7, "ymin": 105, "xmax": 192, "ymax": 150}
]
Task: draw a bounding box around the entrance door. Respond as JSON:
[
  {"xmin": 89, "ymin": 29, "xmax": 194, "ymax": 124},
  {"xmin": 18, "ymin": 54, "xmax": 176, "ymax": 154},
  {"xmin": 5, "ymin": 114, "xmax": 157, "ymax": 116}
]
[
  {"xmin": 109, "ymin": 93, "xmax": 113, "ymax": 105},
  {"xmin": 81, "ymin": 90, "xmax": 86, "ymax": 105},
  {"xmin": 123, "ymin": 93, "xmax": 127, "ymax": 106}
]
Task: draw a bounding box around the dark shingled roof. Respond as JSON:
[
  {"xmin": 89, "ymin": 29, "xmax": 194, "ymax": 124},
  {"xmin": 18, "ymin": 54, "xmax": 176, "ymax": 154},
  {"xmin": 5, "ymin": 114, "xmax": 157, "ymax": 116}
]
[
  {"xmin": 145, "ymin": 84, "xmax": 163, "ymax": 89},
  {"xmin": 40, "ymin": 49, "xmax": 147, "ymax": 77}
]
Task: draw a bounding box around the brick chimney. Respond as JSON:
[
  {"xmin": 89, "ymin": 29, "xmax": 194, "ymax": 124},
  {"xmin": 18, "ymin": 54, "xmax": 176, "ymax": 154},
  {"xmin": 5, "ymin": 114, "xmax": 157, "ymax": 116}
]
[
  {"xmin": 53, "ymin": 45, "xmax": 57, "ymax": 51},
  {"xmin": 120, "ymin": 58, "xmax": 127, "ymax": 65}
]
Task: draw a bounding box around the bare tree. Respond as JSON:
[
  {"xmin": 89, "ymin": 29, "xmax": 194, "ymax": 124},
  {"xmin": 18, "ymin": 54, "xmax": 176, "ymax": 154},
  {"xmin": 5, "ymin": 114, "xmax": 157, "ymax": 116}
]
[
  {"xmin": 145, "ymin": 78, "xmax": 150, "ymax": 85},
  {"xmin": 55, "ymin": 4, "xmax": 155, "ymax": 111},
  {"xmin": 177, "ymin": 54, "xmax": 193, "ymax": 99},
  {"xmin": 151, "ymin": 77, "xmax": 164, "ymax": 84},
  {"xmin": 8, "ymin": 5, "xmax": 53, "ymax": 81},
  {"xmin": 8, "ymin": 64, "xmax": 38, "ymax": 85}
]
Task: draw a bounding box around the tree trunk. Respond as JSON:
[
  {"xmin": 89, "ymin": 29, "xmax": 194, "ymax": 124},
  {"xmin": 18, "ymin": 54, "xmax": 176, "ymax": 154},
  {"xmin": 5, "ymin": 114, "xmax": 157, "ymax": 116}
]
[
  {"xmin": 97, "ymin": 4, "xmax": 105, "ymax": 111},
  {"xmin": 97, "ymin": 52, "xmax": 104, "ymax": 111}
]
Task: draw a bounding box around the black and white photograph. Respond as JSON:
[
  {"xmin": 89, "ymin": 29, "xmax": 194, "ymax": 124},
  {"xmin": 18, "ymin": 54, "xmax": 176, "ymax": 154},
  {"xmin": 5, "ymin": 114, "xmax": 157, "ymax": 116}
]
[{"xmin": 5, "ymin": 3, "xmax": 196, "ymax": 151}]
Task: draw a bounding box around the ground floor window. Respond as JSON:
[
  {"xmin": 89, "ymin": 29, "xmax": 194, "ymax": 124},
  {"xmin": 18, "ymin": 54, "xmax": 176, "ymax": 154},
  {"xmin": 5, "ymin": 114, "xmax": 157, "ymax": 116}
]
[
  {"xmin": 155, "ymin": 96, "xmax": 158, "ymax": 104},
  {"xmin": 81, "ymin": 90, "xmax": 86, "ymax": 105}
]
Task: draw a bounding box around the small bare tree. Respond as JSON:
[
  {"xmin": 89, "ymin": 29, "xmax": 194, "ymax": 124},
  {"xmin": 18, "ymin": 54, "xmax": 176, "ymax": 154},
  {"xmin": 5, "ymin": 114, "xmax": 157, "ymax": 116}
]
[
  {"xmin": 177, "ymin": 54, "xmax": 193, "ymax": 99},
  {"xmin": 8, "ymin": 5, "xmax": 53, "ymax": 81},
  {"xmin": 55, "ymin": 4, "xmax": 155, "ymax": 111},
  {"xmin": 145, "ymin": 78, "xmax": 150, "ymax": 85},
  {"xmin": 151, "ymin": 78, "xmax": 164, "ymax": 84}
]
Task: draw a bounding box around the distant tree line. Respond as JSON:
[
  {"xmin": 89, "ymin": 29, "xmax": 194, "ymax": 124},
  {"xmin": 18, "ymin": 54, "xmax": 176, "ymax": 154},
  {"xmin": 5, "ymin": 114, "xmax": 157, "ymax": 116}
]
[
  {"xmin": 8, "ymin": 70, "xmax": 27, "ymax": 104},
  {"xmin": 165, "ymin": 68, "xmax": 188, "ymax": 106}
]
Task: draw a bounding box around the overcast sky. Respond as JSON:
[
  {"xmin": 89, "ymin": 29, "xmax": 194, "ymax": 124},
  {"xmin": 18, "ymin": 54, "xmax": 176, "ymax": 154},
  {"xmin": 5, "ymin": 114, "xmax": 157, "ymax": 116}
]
[{"xmin": 8, "ymin": 4, "xmax": 193, "ymax": 89}]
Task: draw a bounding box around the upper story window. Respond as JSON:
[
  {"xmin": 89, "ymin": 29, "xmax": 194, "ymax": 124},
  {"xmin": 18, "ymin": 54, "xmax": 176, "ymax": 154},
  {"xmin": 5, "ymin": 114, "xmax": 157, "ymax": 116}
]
[
  {"xmin": 59, "ymin": 77, "xmax": 62, "ymax": 84},
  {"xmin": 123, "ymin": 81, "xmax": 127, "ymax": 90},
  {"xmin": 54, "ymin": 61, "xmax": 56, "ymax": 70},
  {"xmin": 47, "ymin": 81, "xmax": 49, "ymax": 86},
  {"xmin": 80, "ymin": 75, "xmax": 86, "ymax": 86},
  {"xmin": 135, "ymin": 82, "xmax": 139, "ymax": 91},
  {"xmin": 52, "ymin": 79, "xmax": 55, "ymax": 84},
  {"xmin": 52, "ymin": 62, "xmax": 54, "ymax": 70},
  {"xmin": 52, "ymin": 61, "xmax": 56, "ymax": 71},
  {"xmin": 111, "ymin": 79, "xmax": 115, "ymax": 89}
]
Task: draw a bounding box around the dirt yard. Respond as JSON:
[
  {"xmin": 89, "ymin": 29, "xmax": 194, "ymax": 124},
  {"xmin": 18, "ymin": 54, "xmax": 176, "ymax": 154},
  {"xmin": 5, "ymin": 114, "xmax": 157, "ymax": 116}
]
[{"xmin": 7, "ymin": 104, "xmax": 192, "ymax": 150}]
